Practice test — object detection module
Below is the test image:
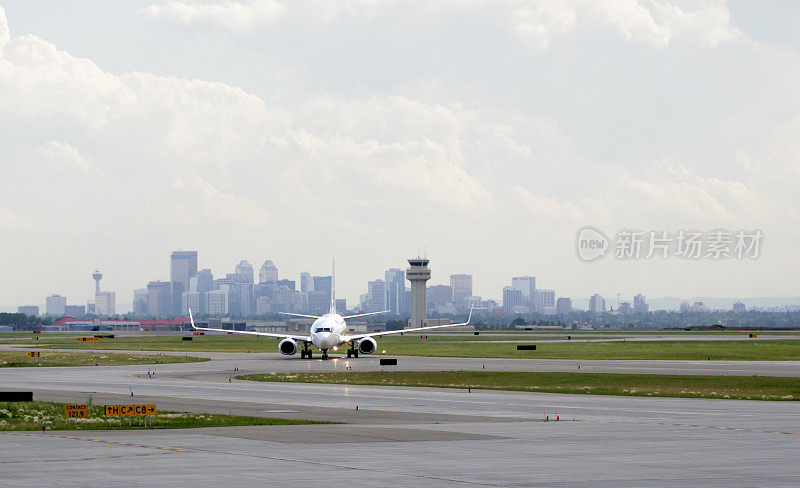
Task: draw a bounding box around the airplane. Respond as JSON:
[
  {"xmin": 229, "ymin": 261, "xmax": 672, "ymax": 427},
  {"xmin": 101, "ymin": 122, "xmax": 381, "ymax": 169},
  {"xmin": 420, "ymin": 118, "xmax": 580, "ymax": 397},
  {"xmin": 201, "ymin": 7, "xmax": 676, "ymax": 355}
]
[{"xmin": 188, "ymin": 259, "xmax": 475, "ymax": 360}]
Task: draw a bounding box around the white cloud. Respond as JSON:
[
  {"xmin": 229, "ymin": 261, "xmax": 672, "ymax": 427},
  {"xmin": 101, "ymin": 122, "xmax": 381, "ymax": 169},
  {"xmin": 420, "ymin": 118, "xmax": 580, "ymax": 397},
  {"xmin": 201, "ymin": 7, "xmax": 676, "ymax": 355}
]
[
  {"xmin": 0, "ymin": 208, "xmax": 25, "ymax": 230},
  {"xmin": 141, "ymin": 0, "xmax": 286, "ymax": 34},
  {"xmin": 512, "ymin": 186, "xmax": 586, "ymax": 221},
  {"xmin": 35, "ymin": 140, "xmax": 99, "ymax": 174},
  {"xmin": 0, "ymin": 7, "xmax": 8, "ymax": 49},
  {"xmin": 188, "ymin": 175, "xmax": 270, "ymax": 226}
]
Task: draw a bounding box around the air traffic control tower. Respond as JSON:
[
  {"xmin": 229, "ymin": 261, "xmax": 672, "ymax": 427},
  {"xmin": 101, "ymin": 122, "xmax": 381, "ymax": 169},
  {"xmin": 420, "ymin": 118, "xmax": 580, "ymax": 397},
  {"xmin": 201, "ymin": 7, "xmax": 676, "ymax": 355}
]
[{"xmin": 406, "ymin": 257, "xmax": 431, "ymax": 329}]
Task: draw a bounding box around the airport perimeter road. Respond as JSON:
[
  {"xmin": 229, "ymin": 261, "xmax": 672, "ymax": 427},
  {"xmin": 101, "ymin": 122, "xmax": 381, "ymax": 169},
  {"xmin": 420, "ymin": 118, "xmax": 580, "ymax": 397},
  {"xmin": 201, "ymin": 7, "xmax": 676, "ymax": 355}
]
[{"xmin": 1, "ymin": 362, "xmax": 799, "ymax": 487}]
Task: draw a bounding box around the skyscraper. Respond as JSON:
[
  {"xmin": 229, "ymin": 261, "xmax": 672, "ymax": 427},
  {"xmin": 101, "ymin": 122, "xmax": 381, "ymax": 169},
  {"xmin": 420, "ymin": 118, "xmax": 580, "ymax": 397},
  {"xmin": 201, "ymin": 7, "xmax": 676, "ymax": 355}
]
[
  {"xmin": 259, "ymin": 260, "xmax": 278, "ymax": 284},
  {"xmin": 633, "ymin": 294, "xmax": 648, "ymax": 314},
  {"xmin": 45, "ymin": 294, "xmax": 67, "ymax": 316},
  {"xmin": 171, "ymin": 251, "xmax": 198, "ymax": 316},
  {"xmin": 147, "ymin": 281, "xmax": 172, "ymax": 317},
  {"xmin": 300, "ymin": 272, "xmax": 313, "ymax": 293},
  {"xmin": 367, "ymin": 279, "xmax": 387, "ymax": 313},
  {"xmin": 502, "ymin": 287, "xmax": 523, "ymax": 314},
  {"xmin": 235, "ymin": 260, "xmax": 254, "ymax": 284},
  {"xmin": 450, "ymin": 274, "xmax": 473, "ymax": 310},
  {"xmin": 95, "ymin": 291, "xmax": 116, "ymax": 316},
  {"xmin": 384, "ymin": 268, "xmax": 405, "ymax": 315},
  {"xmin": 511, "ymin": 276, "xmax": 536, "ymax": 306},
  {"xmin": 589, "ymin": 294, "xmax": 606, "ymax": 314},
  {"xmin": 535, "ymin": 289, "xmax": 556, "ymax": 314},
  {"xmin": 556, "ymin": 297, "xmax": 572, "ymax": 315},
  {"xmin": 133, "ymin": 289, "xmax": 148, "ymax": 314}
]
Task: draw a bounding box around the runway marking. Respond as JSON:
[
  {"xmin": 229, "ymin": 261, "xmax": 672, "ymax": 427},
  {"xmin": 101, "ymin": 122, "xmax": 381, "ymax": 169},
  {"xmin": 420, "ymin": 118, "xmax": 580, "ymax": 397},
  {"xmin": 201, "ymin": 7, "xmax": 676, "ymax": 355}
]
[{"xmin": 0, "ymin": 432, "xmax": 187, "ymax": 464}]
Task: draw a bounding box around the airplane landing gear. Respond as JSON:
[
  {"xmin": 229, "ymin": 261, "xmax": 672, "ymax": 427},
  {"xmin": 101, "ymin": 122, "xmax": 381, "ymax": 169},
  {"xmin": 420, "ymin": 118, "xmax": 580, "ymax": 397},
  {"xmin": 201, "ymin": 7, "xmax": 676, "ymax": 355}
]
[
  {"xmin": 301, "ymin": 346, "xmax": 312, "ymax": 359},
  {"xmin": 321, "ymin": 350, "xmax": 329, "ymax": 360},
  {"xmin": 346, "ymin": 343, "xmax": 359, "ymax": 358}
]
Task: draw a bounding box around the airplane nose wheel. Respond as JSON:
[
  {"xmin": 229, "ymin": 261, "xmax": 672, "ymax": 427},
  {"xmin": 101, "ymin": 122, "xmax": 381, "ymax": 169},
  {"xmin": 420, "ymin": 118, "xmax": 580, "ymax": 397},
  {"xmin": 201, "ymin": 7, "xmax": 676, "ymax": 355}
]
[{"xmin": 321, "ymin": 350, "xmax": 329, "ymax": 360}]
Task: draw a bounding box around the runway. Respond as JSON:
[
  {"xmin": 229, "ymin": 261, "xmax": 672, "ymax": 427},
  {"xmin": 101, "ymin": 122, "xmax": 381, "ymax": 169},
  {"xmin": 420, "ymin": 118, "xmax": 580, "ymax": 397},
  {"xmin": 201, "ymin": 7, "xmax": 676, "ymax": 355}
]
[{"xmin": 1, "ymin": 357, "xmax": 800, "ymax": 487}]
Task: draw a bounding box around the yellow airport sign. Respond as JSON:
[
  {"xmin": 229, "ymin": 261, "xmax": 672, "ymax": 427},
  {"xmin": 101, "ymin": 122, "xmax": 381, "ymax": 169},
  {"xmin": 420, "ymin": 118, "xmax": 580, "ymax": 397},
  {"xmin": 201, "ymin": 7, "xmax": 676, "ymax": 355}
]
[
  {"xmin": 32, "ymin": 337, "xmax": 38, "ymax": 340},
  {"xmin": 64, "ymin": 404, "xmax": 88, "ymax": 418},
  {"xmin": 77, "ymin": 337, "xmax": 100, "ymax": 342},
  {"xmin": 105, "ymin": 404, "xmax": 157, "ymax": 416},
  {"xmin": 27, "ymin": 351, "xmax": 40, "ymax": 358}
]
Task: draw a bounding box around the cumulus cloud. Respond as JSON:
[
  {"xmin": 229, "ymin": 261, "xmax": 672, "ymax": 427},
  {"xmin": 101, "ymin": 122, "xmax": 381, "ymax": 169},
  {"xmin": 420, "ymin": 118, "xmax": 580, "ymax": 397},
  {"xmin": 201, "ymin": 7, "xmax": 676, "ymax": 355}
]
[
  {"xmin": 140, "ymin": 0, "xmax": 741, "ymax": 50},
  {"xmin": 141, "ymin": 0, "xmax": 286, "ymax": 34},
  {"xmin": 35, "ymin": 140, "xmax": 99, "ymax": 174}
]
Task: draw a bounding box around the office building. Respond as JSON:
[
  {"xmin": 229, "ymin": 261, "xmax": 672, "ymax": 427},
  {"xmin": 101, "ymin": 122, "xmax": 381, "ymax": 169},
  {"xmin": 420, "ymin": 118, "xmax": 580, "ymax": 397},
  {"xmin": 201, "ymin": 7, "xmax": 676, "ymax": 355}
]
[
  {"xmin": 300, "ymin": 272, "xmax": 313, "ymax": 293},
  {"xmin": 427, "ymin": 285, "xmax": 453, "ymax": 312},
  {"xmin": 182, "ymin": 291, "xmax": 201, "ymax": 315},
  {"xmin": 95, "ymin": 291, "xmax": 116, "ymax": 316},
  {"xmin": 589, "ymin": 294, "xmax": 606, "ymax": 314},
  {"xmin": 256, "ymin": 296, "xmax": 271, "ymax": 315},
  {"xmin": 171, "ymin": 251, "xmax": 198, "ymax": 315},
  {"xmin": 18, "ymin": 305, "xmax": 39, "ymax": 316},
  {"xmin": 259, "ymin": 260, "xmax": 278, "ymax": 284},
  {"xmin": 732, "ymin": 301, "xmax": 746, "ymax": 313},
  {"xmin": 511, "ymin": 276, "xmax": 536, "ymax": 305},
  {"xmin": 65, "ymin": 304, "xmax": 85, "ymax": 317},
  {"xmin": 556, "ymin": 297, "xmax": 572, "ymax": 315},
  {"xmin": 367, "ymin": 279, "xmax": 387, "ymax": 313},
  {"xmin": 633, "ymin": 294, "xmax": 648, "ymax": 314},
  {"xmin": 206, "ymin": 290, "xmax": 228, "ymax": 315},
  {"xmin": 133, "ymin": 289, "xmax": 148, "ymax": 314},
  {"xmin": 384, "ymin": 268, "xmax": 405, "ymax": 315},
  {"xmin": 147, "ymin": 281, "xmax": 172, "ymax": 317},
  {"xmin": 46, "ymin": 294, "xmax": 67, "ymax": 316},
  {"xmin": 503, "ymin": 287, "xmax": 523, "ymax": 314},
  {"xmin": 235, "ymin": 260, "xmax": 254, "ymax": 284},
  {"xmin": 450, "ymin": 274, "xmax": 473, "ymax": 309},
  {"xmin": 535, "ymin": 289, "xmax": 556, "ymax": 314}
]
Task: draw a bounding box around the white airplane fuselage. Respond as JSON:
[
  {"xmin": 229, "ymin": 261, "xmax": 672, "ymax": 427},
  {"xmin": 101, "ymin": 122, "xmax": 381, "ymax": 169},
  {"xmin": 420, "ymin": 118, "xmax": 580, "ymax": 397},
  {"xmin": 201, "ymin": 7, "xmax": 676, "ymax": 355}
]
[{"xmin": 309, "ymin": 313, "xmax": 347, "ymax": 351}]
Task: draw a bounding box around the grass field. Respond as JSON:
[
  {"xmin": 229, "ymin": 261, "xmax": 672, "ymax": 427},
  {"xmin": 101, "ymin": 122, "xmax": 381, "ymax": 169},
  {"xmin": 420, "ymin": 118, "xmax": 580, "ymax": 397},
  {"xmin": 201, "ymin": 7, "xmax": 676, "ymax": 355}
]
[
  {"xmin": 239, "ymin": 371, "xmax": 800, "ymax": 401},
  {"xmin": 0, "ymin": 350, "xmax": 208, "ymax": 367},
  {"xmin": 17, "ymin": 333, "xmax": 800, "ymax": 360},
  {"xmin": 0, "ymin": 401, "xmax": 322, "ymax": 431}
]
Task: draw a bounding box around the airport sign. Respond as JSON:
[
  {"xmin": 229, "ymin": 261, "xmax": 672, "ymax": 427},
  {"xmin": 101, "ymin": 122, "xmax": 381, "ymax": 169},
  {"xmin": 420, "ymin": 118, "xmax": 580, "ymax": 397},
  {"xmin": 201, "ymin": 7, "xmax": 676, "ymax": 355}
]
[
  {"xmin": 64, "ymin": 404, "xmax": 88, "ymax": 418},
  {"xmin": 27, "ymin": 351, "xmax": 40, "ymax": 358},
  {"xmin": 105, "ymin": 404, "xmax": 157, "ymax": 416}
]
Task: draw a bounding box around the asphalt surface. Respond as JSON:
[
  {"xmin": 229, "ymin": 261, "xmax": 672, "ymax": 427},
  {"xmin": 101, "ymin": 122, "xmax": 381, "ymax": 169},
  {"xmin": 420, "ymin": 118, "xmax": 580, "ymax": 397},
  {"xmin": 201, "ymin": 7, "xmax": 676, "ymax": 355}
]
[{"xmin": 1, "ymin": 355, "xmax": 799, "ymax": 486}]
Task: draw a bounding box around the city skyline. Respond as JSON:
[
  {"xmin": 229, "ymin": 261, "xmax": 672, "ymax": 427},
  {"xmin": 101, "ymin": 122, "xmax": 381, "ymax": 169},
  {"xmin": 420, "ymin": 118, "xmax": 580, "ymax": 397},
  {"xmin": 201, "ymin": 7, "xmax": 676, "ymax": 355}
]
[
  {"xmin": 1, "ymin": 3, "xmax": 799, "ymax": 309},
  {"xmin": 8, "ymin": 248, "xmax": 800, "ymax": 316}
]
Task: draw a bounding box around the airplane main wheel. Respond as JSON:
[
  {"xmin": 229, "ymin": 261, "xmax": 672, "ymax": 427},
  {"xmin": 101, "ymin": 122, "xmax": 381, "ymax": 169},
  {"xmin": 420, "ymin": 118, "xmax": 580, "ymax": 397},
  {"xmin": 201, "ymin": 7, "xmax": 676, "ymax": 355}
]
[
  {"xmin": 306, "ymin": 351, "xmax": 312, "ymax": 359},
  {"xmin": 353, "ymin": 350, "xmax": 358, "ymax": 358}
]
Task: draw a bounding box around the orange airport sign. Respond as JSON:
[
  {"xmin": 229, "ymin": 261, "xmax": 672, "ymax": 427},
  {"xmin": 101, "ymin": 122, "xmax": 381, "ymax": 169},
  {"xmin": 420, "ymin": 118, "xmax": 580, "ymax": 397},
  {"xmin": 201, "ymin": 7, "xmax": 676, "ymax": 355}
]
[
  {"xmin": 76, "ymin": 337, "xmax": 100, "ymax": 342},
  {"xmin": 64, "ymin": 404, "xmax": 88, "ymax": 418},
  {"xmin": 27, "ymin": 351, "xmax": 40, "ymax": 358},
  {"xmin": 105, "ymin": 404, "xmax": 157, "ymax": 416}
]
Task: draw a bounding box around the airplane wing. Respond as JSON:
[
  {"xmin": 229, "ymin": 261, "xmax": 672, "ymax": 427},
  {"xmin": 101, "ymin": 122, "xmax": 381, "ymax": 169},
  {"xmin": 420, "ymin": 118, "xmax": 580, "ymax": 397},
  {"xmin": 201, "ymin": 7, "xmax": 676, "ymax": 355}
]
[
  {"xmin": 278, "ymin": 312, "xmax": 321, "ymax": 319},
  {"xmin": 189, "ymin": 309, "xmax": 311, "ymax": 342},
  {"xmin": 341, "ymin": 310, "xmax": 389, "ymax": 320},
  {"xmin": 343, "ymin": 308, "xmax": 475, "ymax": 341}
]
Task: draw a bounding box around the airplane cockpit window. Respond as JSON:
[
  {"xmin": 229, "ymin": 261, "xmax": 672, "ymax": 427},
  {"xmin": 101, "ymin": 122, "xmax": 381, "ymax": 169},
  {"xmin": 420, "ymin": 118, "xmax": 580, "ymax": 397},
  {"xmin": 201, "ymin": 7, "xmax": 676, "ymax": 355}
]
[{"xmin": 314, "ymin": 327, "xmax": 331, "ymax": 333}]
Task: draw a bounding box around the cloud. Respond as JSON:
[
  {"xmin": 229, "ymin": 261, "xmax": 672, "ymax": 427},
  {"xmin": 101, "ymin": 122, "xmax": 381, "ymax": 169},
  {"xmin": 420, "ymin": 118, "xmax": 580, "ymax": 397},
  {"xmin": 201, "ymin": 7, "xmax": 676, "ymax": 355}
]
[
  {"xmin": 512, "ymin": 186, "xmax": 587, "ymax": 221},
  {"xmin": 35, "ymin": 140, "xmax": 99, "ymax": 174},
  {"xmin": 0, "ymin": 7, "xmax": 8, "ymax": 49},
  {"xmin": 0, "ymin": 208, "xmax": 26, "ymax": 230},
  {"xmin": 187, "ymin": 175, "xmax": 270, "ymax": 226},
  {"xmin": 141, "ymin": 0, "xmax": 286, "ymax": 34},
  {"xmin": 139, "ymin": 1, "xmax": 741, "ymax": 50}
]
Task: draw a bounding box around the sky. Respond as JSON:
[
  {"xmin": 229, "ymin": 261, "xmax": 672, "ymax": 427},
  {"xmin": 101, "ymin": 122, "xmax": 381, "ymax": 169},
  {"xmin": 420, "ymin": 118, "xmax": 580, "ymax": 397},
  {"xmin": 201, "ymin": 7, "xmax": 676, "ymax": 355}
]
[{"xmin": 1, "ymin": 0, "xmax": 799, "ymax": 309}]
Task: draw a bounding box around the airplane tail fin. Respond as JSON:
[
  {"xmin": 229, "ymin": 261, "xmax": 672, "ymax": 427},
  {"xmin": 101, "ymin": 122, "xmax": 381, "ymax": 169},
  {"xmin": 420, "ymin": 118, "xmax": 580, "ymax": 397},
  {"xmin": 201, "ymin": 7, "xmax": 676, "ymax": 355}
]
[{"xmin": 329, "ymin": 258, "xmax": 337, "ymax": 314}]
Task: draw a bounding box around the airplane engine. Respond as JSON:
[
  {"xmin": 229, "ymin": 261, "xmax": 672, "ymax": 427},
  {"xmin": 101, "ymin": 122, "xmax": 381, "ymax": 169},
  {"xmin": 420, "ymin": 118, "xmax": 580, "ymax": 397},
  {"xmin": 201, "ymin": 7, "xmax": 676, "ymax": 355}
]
[
  {"xmin": 358, "ymin": 337, "xmax": 377, "ymax": 355},
  {"xmin": 278, "ymin": 338, "xmax": 297, "ymax": 355}
]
